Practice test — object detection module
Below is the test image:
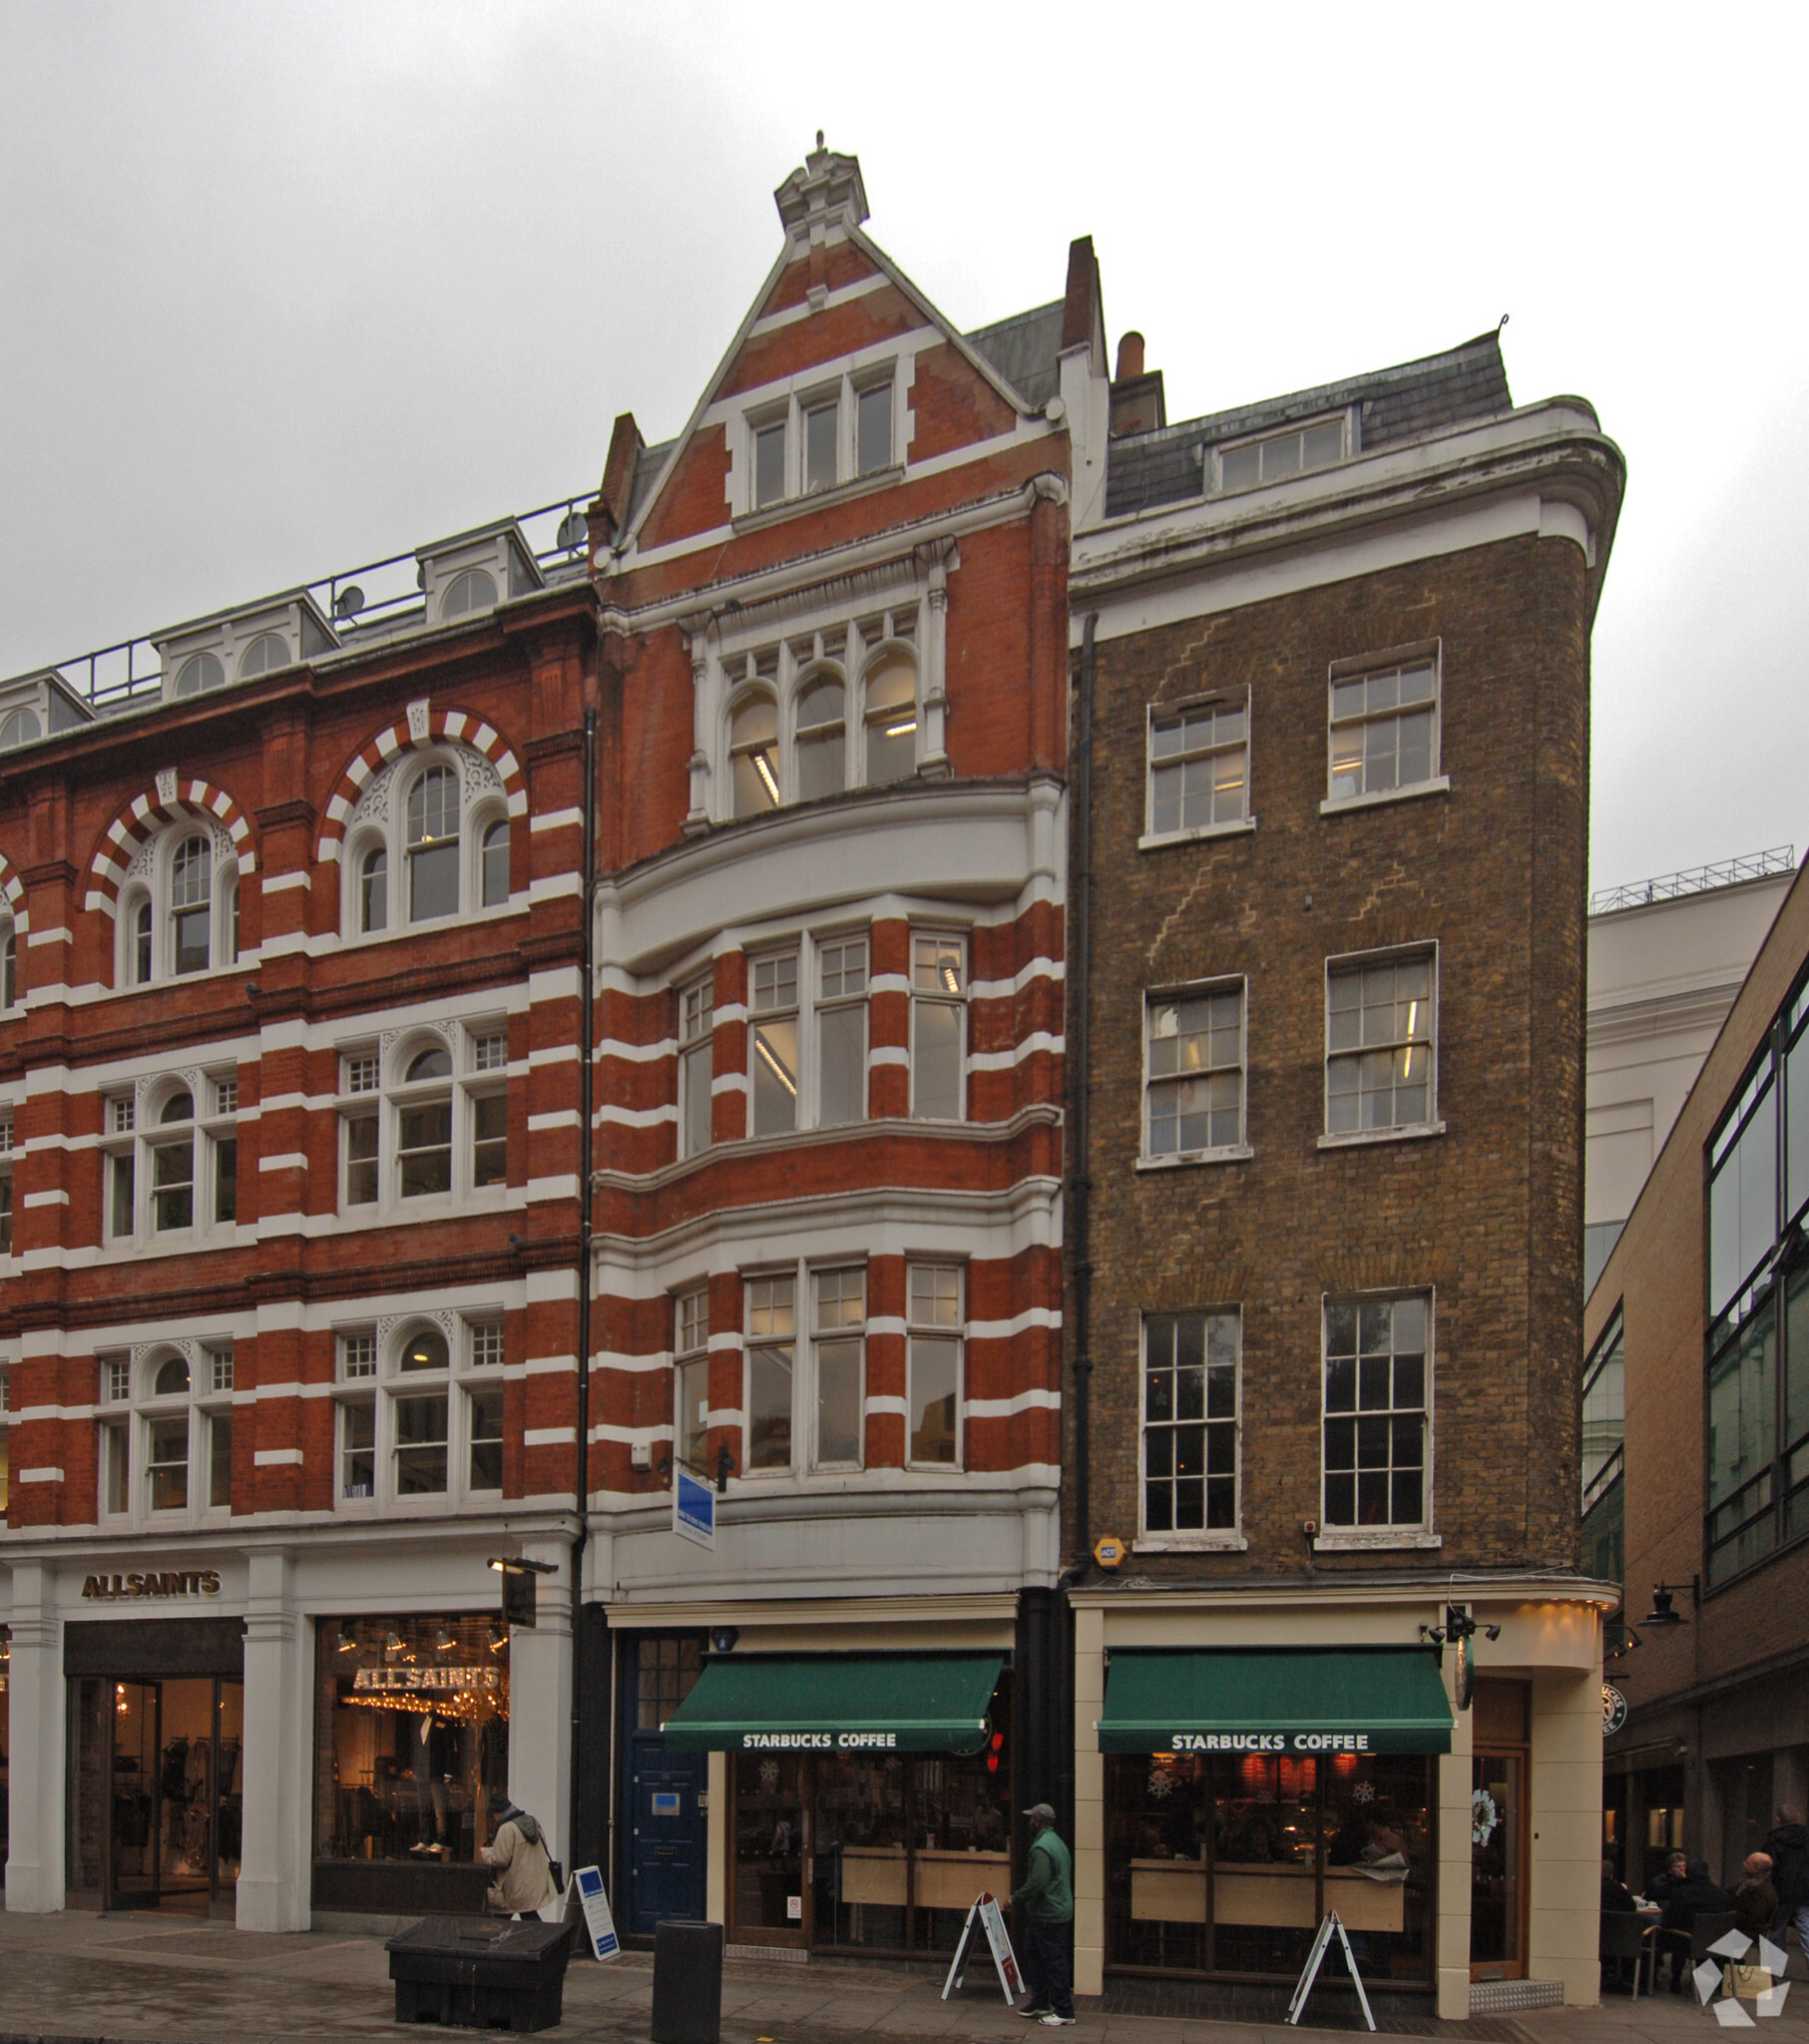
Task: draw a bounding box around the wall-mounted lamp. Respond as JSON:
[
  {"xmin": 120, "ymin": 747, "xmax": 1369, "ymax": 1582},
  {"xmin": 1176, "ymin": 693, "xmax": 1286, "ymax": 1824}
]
[
  {"xmin": 709, "ymin": 1627, "xmax": 739, "ymax": 1654},
  {"xmin": 1643, "ymin": 1576, "xmax": 1699, "ymax": 1628}
]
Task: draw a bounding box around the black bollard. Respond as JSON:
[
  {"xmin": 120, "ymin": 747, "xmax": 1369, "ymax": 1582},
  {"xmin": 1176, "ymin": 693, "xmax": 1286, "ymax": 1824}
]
[{"xmin": 651, "ymin": 1918, "xmax": 723, "ymax": 2044}]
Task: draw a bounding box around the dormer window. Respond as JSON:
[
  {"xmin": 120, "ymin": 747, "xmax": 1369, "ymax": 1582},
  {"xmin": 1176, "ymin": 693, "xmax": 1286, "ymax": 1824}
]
[
  {"xmin": 441, "ymin": 569, "xmax": 497, "ymax": 620},
  {"xmin": 237, "ymin": 633, "xmax": 289, "ymax": 679},
  {"xmin": 1216, "ymin": 413, "xmax": 1349, "ymax": 494},
  {"xmin": 0, "ymin": 709, "xmax": 40, "ymax": 751},
  {"xmin": 175, "ymin": 653, "xmax": 226, "ymax": 697}
]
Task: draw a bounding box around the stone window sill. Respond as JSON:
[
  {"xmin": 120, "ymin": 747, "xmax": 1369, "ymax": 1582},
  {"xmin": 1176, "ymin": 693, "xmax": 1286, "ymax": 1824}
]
[
  {"xmin": 1137, "ymin": 1145, "xmax": 1254, "ymax": 1172},
  {"xmin": 1313, "ymin": 1528, "xmax": 1442, "ymax": 1552},
  {"xmin": 1134, "ymin": 1532, "xmax": 1249, "ymax": 1554},
  {"xmin": 1138, "ymin": 817, "xmax": 1257, "ymax": 853},
  {"xmin": 1317, "ymin": 1121, "xmax": 1445, "ymax": 1151},
  {"xmin": 1320, "ymin": 775, "xmax": 1450, "ymax": 817}
]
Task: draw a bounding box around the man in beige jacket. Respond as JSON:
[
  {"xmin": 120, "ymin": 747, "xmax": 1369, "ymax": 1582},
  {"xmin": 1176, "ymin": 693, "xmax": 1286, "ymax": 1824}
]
[{"xmin": 482, "ymin": 1792, "xmax": 562, "ymax": 1920}]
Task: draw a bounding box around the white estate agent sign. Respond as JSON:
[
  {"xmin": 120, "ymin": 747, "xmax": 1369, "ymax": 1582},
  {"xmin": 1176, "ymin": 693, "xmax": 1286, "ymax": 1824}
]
[{"xmin": 573, "ymin": 1865, "xmax": 620, "ymax": 1961}]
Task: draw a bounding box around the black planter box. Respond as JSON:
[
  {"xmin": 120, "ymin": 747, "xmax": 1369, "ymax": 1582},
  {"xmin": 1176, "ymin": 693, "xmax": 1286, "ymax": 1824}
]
[{"xmin": 387, "ymin": 1914, "xmax": 577, "ymax": 2032}]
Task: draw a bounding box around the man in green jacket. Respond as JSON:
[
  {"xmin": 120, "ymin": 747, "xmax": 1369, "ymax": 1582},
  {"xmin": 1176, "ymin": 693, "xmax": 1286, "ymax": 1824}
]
[{"xmin": 1011, "ymin": 1802, "xmax": 1075, "ymax": 2024}]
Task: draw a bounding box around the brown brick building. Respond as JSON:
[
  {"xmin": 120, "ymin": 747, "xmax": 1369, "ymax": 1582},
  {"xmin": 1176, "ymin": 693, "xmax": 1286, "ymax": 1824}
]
[
  {"xmin": 1588, "ymin": 859, "xmax": 1809, "ymax": 1891},
  {"xmin": 1059, "ymin": 265, "xmax": 1623, "ymax": 2012}
]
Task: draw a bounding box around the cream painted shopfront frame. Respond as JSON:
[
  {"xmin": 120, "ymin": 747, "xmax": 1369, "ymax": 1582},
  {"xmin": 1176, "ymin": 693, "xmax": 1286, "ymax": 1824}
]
[{"xmin": 1070, "ymin": 1583, "xmax": 1610, "ymax": 2018}]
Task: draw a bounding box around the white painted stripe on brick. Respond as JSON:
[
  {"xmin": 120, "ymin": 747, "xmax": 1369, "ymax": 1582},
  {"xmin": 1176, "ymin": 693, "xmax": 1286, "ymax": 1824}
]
[
  {"xmin": 967, "ymin": 1032, "xmax": 1064, "ymax": 1072},
  {"xmin": 528, "ymin": 1111, "xmax": 582, "ymax": 1133},
  {"xmin": 868, "ymin": 974, "xmax": 910, "ymax": 996},
  {"xmin": 261, "ymin": 870, "xmax": 310, "ymax": 895},
  {"xmin": 507, "ymin": 789, "xmax": 529, "ymax": 817},
  {"xmin": 250, "ymin": 1381, "xmax": 333, "ymax": 1401},
  {"xmin": 326, "ymin": 792, "xmax": 353, "ymax": 824},
  {"xmin": 706, "ymin": 1332, "xmax": 743, "ymax": 1353},
  {"xmin": 864, "ymin": 1395, "xmax": 908, "ymax": 1418},
  {"xmin": 588, "ymin": 1421, "xmax": 672, "ymax": 1447},
  {"xmin": 258, "ymin": 1152, "xmax": 309, "ymax": 1172},
  {"xmin": 255, "ymin": 1091, "xmax": 339, "ymax": 1115},
  {"xmin": 528, "ymin": 965, "xmax": 584, "ymax": 999},
  {"xmin": 712, "ymin": 1002, "xmax": 747, "ymax": 1027},
  {"xmin": 971, "ymin": 958, "xmax": 1066, "ymax": 1000},
  {"xmin": 866, "ymin": 1316, "xmax": 907, "ymax": 1338},
  {"xmin": 23, "ymin": 1190, "xmax": 69, "ymax": 1207},
  {"xmin": 525, "ymin": 1269, "xmax": 580, "ymax": 1302},
  {"xmin": 253, "ymin": 1447, "xmax": 305, "ymax": 1466},
  {"xmin": 969, "ymin": 1306, "xmax": 1063, "ymax": 1340},
  {"xmin": 964, "ymin": 1388, "xmax": 1061, "ymax": 1418},
  {"xmin": 747, "ymin": 268, "xmax": 891, "ymax": 337},
  {"xmin": 867, "ymin": 1046, "xmax": 909, "ymax": 1067},
  {"xmin": 530, "ymin": 807, "xmax": 584, "ymax": 833},
  {"xmin": 601, "ymin": 1037, "xmax": 676, "ymax": 1063},
  {"xmin": 528, "ymin": 1044, "xmax": 580, "ymax": 1067},
  {"xmin": 18, "ymin": 1403, "xmax": 95, "ymax": 1423},
  {"xmin": 710, "ymin": 1072, "xmax": 749, "ymax": 1096},
  {"xmin": 526, "ymin": 1174, "xmax": 581, "ymax": 1202},
  {"xmin": 523, "ymin": 1426, "xmax": 576, "ymax": 1446},
  {"xmin": 597, "ymin": 1103, "xmax": 677, "ymax": 1128},
  {"xmin": 594, "ymin": 1349, "xmax": 671, "ymax": 1374},
  {"xmin": 26, "ymin": 925, "xmax": 72, "ymax": 947},
  {"xmin": 259, "ymin": 931, "xmax": 308, "ymax": 958},
  {"xmin": 19, "ymin": 1466, "xmax": 64, "ymax": 1484},
  {"xmin": 703, "ymin": 1405, "xmax": 740, "ymax": 1428},
  {"xmin": 523, "ymin": 1353, "xmax": 577, "ymax": 1375},
  {"xmin": 529, "ymin": 873, "xmax": 583, "ymax": 903}
]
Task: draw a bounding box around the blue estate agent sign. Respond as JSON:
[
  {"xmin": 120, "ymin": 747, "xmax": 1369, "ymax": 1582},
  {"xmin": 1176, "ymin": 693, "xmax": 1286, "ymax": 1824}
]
[{"xmin": 675, "ymin": 1467, "xmax": 715, "ymax": 1549}]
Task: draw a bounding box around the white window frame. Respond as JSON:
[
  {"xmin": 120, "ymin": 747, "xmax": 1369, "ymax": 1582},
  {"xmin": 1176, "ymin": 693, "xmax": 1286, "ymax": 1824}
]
[
  {"xmin": 95, "ymin": 1343, "xmax": 235, "ymax": 1527},
  {"xmin": 1320, "ymin": 943, "xmax": 1444, "ymax": 1149},
  {"xmin": 905, "ymin": 1261, "xmax": 964, "ymax": 1471},
  {"xmin": 331, "ymin": 1315, "xmax": 504, "ymax": 1515},
  {"xmin": 748, "ymin": 947, "xmax": 801, "ymax": 1140},
  {"xmin": 335, "ymin": 1023, "xmax": 512, "ymax": 1219},
  {"xmin": 339, "ymin": 743, "xmax": 515, "ymax": 940},
  {"xmin": 738, "ymin": 362, "xmax": 902, "ymax": 516},
  {"xmin": 678, "ymin": 975, "xmax": 715, "ymax": 1160},
  {"xmin": 115, "ymin": 820, "xmax": 242, "ymax": 989},
  {"xmin": 1320, "ymin": 642, "xmax": 1447, "ymax": 814},
  {"xmin": 1314, "ymin": 1289, "xmax": 1440, "ymax": 1552},
  {"xmin": 909, "ymin": 930, "xmax": 968, "ymax": 1123},
  {"xmin": 100, "ymin": 1072, "xmax": 240, "ymax": 1250},
  {"xmin": 1140, "ymin": 691, "xmax": 1255, "ymax": 849},
  {"xmin": 0, "ymin": 1100, "xmax": 15, "ymax": 1259},
  {"xmin": 1212, "ymin": 408, "xmax": 1353, "ymax": 496},
  {"xmin": 814, "ymin": 930, "xmax": 870, "ymax": 1128},
  {"xmin": 673, "ymin": 1285, "xmax": 711, "ymax": 1469},
  {"xmin": 1139, "ymin": 979, "xmax": 1250, "ymax": 1168},
  {"xmin": 1135, "ymin": 1308, "xmax": 1246, "ymax": 1552},
  {"xmin": 736, "ymin": 1260, "xmax": 869, "ymax": 1480}
]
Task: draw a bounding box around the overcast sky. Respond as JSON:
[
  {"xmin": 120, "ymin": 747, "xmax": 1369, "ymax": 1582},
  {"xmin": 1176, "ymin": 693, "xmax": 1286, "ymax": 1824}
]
[{"xmin": 2, "ymin": 2, "xmax": 1804, "ymax": 891}]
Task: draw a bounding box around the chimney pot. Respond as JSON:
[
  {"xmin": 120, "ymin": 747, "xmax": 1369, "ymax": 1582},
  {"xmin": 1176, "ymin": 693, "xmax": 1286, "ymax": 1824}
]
[{"xmin": 1116, "ymin": 331, "xmax": 1145, "ymax": 382}]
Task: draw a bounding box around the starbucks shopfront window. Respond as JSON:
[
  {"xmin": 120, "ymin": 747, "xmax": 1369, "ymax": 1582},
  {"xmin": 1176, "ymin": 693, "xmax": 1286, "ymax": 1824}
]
[
  {"xmin": 1100, "ymin": 1649, "xmax": 1453, "ymax": 1985},
  {"xmin": 312, "ymin": 1615, "xmax": 509, "ymax": 1912}
]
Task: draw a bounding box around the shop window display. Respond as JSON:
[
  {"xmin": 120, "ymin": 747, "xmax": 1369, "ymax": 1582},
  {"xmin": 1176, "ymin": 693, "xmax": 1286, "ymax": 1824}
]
[
  {"xmin": 731, "ymin": 1677, "xmax": 1013, "ymax": 1955},
  {"xmin": 1107, "ymin": 1751, "xmax": 1433, "ymax": 1983},
  {"xmin": 0, "ymin": 1625, "xmax": 9, "ymax": 1863},
  {"xmin": 313, "ymin": 1616, "xmax": 509, "ymax": 1870}
]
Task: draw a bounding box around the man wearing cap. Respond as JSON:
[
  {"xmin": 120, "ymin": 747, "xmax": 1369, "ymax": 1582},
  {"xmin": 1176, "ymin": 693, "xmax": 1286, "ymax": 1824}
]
[{"xmin": 1012, "ymin": 1802, "xmax": 1075, "ymax": 2025}]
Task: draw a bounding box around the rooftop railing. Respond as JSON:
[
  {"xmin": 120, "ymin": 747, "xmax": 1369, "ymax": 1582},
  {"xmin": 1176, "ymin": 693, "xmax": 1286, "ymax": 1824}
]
[
  {"xmin": 1588, "ymin": 845, "xmax": 1798, "ymax": 918},
  {"xmin": 25, "ymin": 491, "xmax": 596, "ymax": 717}
]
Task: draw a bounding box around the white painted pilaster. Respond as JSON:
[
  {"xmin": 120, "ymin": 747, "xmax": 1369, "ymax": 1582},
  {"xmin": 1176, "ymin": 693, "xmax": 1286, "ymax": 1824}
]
[
  {"xmin": 237, "ymin": 1547, "xmax": 310, "ymax": 1930},
  {"xmin": 1436, "ymin": 1658, "xmax": 1474, "ymax": 2019},
  {"xmin": 507, "ymin": 1541, "xmax": 574, "ymax": 1869},
  {"xmin": 4, "ymin": 1564, "xmax": 66, "ymax": 1912}
]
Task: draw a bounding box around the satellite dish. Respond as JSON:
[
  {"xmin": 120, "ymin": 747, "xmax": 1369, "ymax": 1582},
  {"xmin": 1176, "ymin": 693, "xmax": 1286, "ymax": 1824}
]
[
  {"xmin": 333, "ymin": 585, "xmax": 365, "ymax": 621},
  {"xmin": 557, "ymin": 510, "xmax": 588, "ymax": 552}
]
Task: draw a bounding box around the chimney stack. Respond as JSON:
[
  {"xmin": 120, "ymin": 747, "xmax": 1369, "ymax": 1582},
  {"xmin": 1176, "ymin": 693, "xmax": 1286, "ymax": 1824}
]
[
  {"xmin": 1110, "ymin": 330, "xmax": 1164, "ymax": 438},
  {"xmin": 1116, "ymin": 331, "xmax": 1145, "ymax": 382}
]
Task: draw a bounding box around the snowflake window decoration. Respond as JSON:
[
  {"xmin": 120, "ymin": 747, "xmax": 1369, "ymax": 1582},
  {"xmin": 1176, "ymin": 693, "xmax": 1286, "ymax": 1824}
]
[
  {"xmin": 759, "ymin": 1760, "xmax": 780, "ymax": 1792},
  {"xmin": 1147, "ymin": 1768, "xmax": 1174, "ymax": 1799},
  {"xmin": 1472, "ymin": 1787, "xmax": 1500, "ymax": 1847},
  {"xmin": 1352, "ymin": 1781, "xmax": 1376, "ymax": 1804}
]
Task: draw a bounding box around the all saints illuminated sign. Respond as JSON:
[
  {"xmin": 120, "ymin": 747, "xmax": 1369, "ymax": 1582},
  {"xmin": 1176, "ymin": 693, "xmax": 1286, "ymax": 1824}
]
[
  {"xmin": 82, "ymin": 1569, "xmax": 222, "ymax": 1601},
  {"xmin": 352, "ymin": 1666, "xmax": 501, "ymax": 1694}
]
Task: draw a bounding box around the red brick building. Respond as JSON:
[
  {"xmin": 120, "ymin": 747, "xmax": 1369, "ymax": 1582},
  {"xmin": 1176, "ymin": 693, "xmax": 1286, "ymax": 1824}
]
[{"xmin": 0, "ymin": 142, "xmax": 1074, "ymax": 1947}]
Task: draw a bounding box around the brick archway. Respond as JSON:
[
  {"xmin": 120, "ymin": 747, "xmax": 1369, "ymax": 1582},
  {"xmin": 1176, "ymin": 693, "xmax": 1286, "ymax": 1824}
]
[
  {"xmin": 315, "ymin": 704, "xmax": 527, "ymax": 865},
  {"xmin": 83, "ymin": 777, "xmax": 256, "ymax": 914}
]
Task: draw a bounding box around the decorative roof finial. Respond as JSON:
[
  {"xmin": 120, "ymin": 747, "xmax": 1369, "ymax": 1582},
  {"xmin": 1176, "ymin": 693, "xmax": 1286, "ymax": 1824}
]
[{"xmin": 816, "ymin": 129, "xmax": 825, "ymax": 151}]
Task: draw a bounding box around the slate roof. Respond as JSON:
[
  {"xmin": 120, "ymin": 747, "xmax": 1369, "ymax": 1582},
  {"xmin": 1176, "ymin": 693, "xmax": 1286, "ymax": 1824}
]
[
  {"xmin": 1104, "ymin": 331, "xmax": 1514, "ymax": 521},
  {"xmin": 627, "ymin": 437, "xmax": 678, "ymax": 531},
  {"xmin": 965, "ymin": 300, "xmax": 1066, "ymax": 411}
]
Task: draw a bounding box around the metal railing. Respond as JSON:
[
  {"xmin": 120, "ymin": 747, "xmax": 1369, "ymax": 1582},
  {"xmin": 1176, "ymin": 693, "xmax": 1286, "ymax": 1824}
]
[
  {"xmin": 24, "ymin": 491, "xmax": 596, "ymax": 716},
  {"xmin": 1588, "ymin": 845, "xmax": 1798, "ymax": 918}
]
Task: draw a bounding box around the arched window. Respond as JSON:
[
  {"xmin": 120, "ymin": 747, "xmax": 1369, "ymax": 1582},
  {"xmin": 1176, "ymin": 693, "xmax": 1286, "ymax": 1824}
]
[
  {"xmin": 397, "ymin": 1046, "xmax": 454, "ymax": 1198},
  {"xmin": 441, "ymin": 569, "xmax": 497, "ymax": 620},
  {"xmin": 170, "ymin": 836, "xmax": 213, "ymax": 974},
  {"xmin": 1, "ymin": 926, "xmax": 14, "ymax": 1010},
  {"xmin": 174, "ymin": 653, "xmax": 225, "ymax": 697},
  {"xmin": 237, "ymin": 633, "xmax": 289, "ymax": 678},
  {"xmin": 481, "ymin": 820, "xmax": 510, "ymax": 907},
  {"xmin": 152, "ymin": 1091, "xmax": 195, "ymax": 1232},
  {"xmin": 96, "ymin": 1342, "xmax": 233, "ymax": 1522},
  {"xmin": 863, "ymin": 653, "xmax": 918, "ymax": 784},
  {"xmin": 0, "ymin": 708, "xmax": 41, "ymax": 751},
  {"xmin": 795, "ymin": 675, "xmax": 846, "ymax": 802},
  {"xmin": 226, "ymin": 876, "xmax": 240, "ymax": 965},
  {"xmin": 155, "ymin": 1354, "xmax": 191, "ymax": 1396},
  {"xmin": 399, "ymin": 1327, "xmax": 450, "ymax": 1372},
  {"xmin": 405, "ymin": 766, "xmax": 460, "ymax": 922},
  {"xmin": 132, "ymin": 900, "xmax": 153, "ymax": 985},
  {"xmin": 730, "ymin": 694, "xmax": 780, "ymax": 817},
  {"xmin": 360, "ymin": 845, "xmax": 388, "ymax": 932}
]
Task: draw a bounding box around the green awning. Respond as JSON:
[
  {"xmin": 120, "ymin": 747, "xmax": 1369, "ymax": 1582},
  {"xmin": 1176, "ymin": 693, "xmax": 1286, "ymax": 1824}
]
[
  {"xmin": 1099, "ymin": 1648, "xmax": 1453, "ymax": 1757},
  {"xmin": 661, "ymin": 1652, "xmax": 1004, "ymax": 1755}
]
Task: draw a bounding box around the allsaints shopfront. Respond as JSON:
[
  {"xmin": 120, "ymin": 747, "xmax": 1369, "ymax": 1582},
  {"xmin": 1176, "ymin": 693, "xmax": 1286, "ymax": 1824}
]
[
  {"xmin": 660, "ymin": 1649, "xmax": 1017, "ymax": 1958},
  {"xmin": 1071, "ymin": 1588, "xmax": 1612, "ymax": 2018}
]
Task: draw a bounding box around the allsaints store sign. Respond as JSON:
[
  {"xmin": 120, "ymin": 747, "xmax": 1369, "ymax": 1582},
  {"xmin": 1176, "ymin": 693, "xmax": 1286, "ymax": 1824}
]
[
  {"xmin": 352, "ymin": 1666, "xmax": 502, "ymax": 1695},
  {"xmin": 82, "ymin": 1569, "xmax": 222, "ymax": 1600}
]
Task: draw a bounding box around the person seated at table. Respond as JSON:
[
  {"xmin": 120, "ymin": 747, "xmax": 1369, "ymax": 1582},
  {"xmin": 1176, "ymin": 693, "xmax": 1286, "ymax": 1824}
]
[
  {"xmin": 1658, "ymin": 1858, "xmax": 1735, "ymax": 1992},
  {"xmin": 1647, "ymin": 1848, "xmax": 1688, "ymax": 1906},
  {"xmin": 1599, "ymin": 1858, "xmax": 1640, "ymax": 1993},
  {"xmin": 1734, "ymin": 1853, "xmax": 1778, "ymax": 1943}
]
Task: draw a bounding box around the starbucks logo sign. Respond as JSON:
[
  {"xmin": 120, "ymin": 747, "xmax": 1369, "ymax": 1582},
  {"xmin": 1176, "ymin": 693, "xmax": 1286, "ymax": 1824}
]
[{"xmin": 1602, "ymin": 1683, "xmax": 1627, "ymax": 1737}]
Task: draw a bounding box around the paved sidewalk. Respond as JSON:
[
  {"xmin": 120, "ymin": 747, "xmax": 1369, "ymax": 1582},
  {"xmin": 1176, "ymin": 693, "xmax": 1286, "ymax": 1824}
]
[{"xmin": 0, "ymin": 1911, "xmax": 1802, "ymax": 2044}]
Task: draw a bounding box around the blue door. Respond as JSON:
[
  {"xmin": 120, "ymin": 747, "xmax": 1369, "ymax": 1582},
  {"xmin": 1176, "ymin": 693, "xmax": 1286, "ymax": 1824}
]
[{"xmin": 628, "ymin": 1736, "xmax": 708, "ymax": 1932}]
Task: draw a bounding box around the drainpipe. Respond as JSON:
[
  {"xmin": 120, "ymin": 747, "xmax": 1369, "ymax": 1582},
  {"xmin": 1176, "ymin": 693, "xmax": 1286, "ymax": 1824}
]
[
  {"xmin": 569, "ymin": 706, "xmax": 597, "ymax": 1864},
  {"xmin": 1070, "ymin": 615, "xmax": 1099, "ymax": 1566}
]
